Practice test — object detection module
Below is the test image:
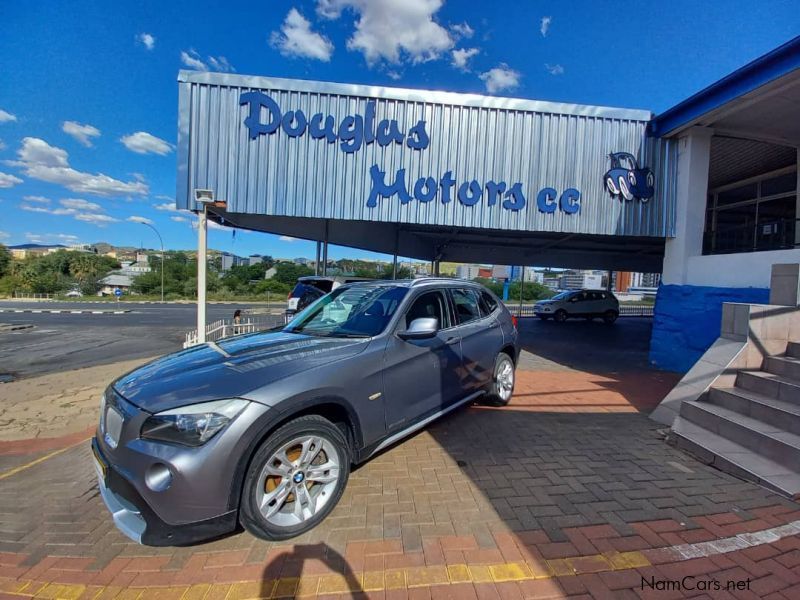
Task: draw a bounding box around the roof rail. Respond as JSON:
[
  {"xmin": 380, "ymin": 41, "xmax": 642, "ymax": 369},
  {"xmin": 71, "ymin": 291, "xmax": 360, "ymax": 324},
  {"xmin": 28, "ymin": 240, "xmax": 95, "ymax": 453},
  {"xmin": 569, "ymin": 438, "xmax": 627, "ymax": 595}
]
[{"xmin": 409, "ymin": 277, "xmax": 465, "ymax": 286}]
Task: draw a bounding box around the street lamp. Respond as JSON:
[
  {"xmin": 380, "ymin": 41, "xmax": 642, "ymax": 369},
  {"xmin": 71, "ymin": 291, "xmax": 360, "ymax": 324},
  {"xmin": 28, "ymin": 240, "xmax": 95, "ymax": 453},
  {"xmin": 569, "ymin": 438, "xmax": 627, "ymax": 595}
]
[
  {"xmin": 139, "ymin": 222, "xmax": 165, "ymax": 302},
  {"xmin": 194, "ymin": 189, "xmax": 215, "ymax": 343}
]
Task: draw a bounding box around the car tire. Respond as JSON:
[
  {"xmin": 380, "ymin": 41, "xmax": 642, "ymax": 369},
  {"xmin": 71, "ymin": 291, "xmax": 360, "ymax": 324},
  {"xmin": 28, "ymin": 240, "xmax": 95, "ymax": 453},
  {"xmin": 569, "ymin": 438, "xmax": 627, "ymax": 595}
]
[
  {"xmin": 603, "ymin": 310, "xmax": 618, "ymax": 324},
  {"xmin": 484, "ymin": 352, "xmax": 515, "ymax": 406},
  {"xmin": 618, "ymin": 176, "xmax": 634, "ymax": 201},
  {"xmin": 554, "ymin": 309, "xmax": 568, "ymax": 323},
  {"xmin": 239, "ymin": 415, "xmax": 350, "ymax": 541}
]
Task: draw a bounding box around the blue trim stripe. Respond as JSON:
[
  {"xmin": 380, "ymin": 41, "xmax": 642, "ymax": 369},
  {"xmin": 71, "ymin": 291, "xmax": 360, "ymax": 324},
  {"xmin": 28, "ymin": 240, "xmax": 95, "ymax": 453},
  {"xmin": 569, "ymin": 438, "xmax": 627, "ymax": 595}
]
[{"xmin": 649, "ymin": 35, "xmax": 800, "ymax": 137}]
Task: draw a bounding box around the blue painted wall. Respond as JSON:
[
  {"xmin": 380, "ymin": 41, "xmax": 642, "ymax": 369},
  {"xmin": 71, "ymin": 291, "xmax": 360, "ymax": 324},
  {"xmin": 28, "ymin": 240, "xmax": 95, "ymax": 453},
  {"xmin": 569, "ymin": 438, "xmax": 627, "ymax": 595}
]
[{"xmin": 649, "ymin": 284, "xmax": 770, "ymax": 373}]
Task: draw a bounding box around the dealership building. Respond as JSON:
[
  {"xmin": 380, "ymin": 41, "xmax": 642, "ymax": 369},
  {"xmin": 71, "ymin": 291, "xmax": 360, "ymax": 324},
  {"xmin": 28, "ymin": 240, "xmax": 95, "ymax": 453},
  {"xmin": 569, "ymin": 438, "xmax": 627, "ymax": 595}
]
[{"xmin": 177, "ymin": 36, "xmax": 800, "ymax": 374}]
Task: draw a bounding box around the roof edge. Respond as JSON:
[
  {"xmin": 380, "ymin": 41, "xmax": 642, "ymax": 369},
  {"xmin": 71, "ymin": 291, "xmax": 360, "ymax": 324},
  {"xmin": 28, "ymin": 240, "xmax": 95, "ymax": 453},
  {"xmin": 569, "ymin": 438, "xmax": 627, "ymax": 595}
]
[{"xmin": 649, "ymin": 35, "xmax": 800, "ymax": 138}]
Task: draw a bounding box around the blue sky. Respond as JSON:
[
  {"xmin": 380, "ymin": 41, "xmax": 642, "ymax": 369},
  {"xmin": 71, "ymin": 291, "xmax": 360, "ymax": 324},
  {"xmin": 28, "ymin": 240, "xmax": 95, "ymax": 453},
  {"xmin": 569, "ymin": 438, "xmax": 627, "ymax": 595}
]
[{"xmin": 0, "ymin": 0, "xmax": 798, "ymax": 260}]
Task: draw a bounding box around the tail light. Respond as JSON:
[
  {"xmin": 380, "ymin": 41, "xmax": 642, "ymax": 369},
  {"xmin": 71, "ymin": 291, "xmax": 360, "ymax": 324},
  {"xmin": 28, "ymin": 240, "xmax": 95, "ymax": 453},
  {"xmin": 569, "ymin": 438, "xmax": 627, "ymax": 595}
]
[{"xmin": 511, "ymin": 315, "xmax": 518, "ymax": 329}]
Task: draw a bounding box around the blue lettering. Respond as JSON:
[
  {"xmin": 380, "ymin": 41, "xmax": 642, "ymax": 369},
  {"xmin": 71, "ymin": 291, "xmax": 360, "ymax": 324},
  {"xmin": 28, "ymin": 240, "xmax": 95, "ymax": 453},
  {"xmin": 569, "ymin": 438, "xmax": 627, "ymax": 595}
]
[
  {"xmin": 503, "ymin": 183, "xmax": 526, "ymax": 211},
  {"xmin": 440, "ymin": 171, "xmax": 456, "ymax": 203},
  {"xmin": 458, "ymin": 180, "xmax": 483, "ymax": 206},
  {"xmin": 364, "ymin": 101, "xmax": 376, "ymax": 145},
  {"xmin": 366, "ymin": 165, "xmax": 412, "ymax": 208},
  {"xmin": 377, "ymin": 119, "xmax": 405, "ymax": 146},
  {"xmin": 240, "ymin": 91, "xmax": 281, "ymax": 139},
  {"xmin": 413, "ymin": 177, "xmax": 438, "ymax": 202},
  {"xmin": 536, "ymin": 187, "xmax": 558, "ymax": 213},
  {"xmin": 338, "ymin": 115, "xmax": 363, "ymax": 153},
  {"xmin": 486, "ymin": 181, "xmax": 507, "ymax": 206},
  {"xmin": 560, "ymin": 188, "xmax": 581, "ymax": 214},
  {"xmin": 309, "ymin": 113, "xmax": 337, "ymax": 143},
  {"xmin": 406, "ymin": 120, "xmax": 429, "ymax": 150},
  {"xmin": 281, "ymin": 110, "xmax": 307, "ymax": 137}
]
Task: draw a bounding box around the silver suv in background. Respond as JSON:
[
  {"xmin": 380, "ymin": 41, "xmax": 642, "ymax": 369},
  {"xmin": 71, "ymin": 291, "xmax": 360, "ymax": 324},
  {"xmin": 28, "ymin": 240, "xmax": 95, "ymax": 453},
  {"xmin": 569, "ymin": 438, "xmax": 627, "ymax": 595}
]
[
  {"xmin": 534, "ymin": 289, "xmax": 619, "ymax": 323},
  {"xmin": 93, "ymin": 279, "xmax": 518, "ymax": 545}
]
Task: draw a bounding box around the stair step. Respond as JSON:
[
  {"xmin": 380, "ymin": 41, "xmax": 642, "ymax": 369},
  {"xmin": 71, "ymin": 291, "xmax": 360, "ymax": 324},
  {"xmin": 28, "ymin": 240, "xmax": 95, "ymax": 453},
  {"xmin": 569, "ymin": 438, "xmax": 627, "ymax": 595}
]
[
  {"xmin": 787, "ymin": 342, "xmax": 800, "ymax": 359},
  {"xmin": 736, "ymin": 370, "xmax": 800, "ymax": 403},
  {"xmin": 708, "ymin": 387, "xmax": 800, "ymax": 436},
  {"xmin": 679, "ymin": 400, "xmax": 800, "ymax": 470},
  {"xmin": 766, "ymin": 355, "xmax": 800, "ymax": 381},
  {"xmin": 671, "ymin": 417, "xmax": 800, "ymax": 498}
]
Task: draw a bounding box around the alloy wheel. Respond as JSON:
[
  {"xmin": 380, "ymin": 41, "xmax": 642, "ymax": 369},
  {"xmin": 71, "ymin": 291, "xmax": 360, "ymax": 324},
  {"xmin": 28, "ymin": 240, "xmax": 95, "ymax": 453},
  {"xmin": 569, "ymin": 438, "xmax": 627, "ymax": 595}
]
[{"xmin": 496, "ymin": 357, "xmax": 514, "ymax": 402}]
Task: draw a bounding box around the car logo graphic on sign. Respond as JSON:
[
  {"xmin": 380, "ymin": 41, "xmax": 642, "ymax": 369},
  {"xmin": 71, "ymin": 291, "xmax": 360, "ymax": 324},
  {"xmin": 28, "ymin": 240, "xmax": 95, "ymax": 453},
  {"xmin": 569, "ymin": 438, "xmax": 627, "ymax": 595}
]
[{"xmin": 603, "ymin": 152, "xmax": 654, "ymax": 203}]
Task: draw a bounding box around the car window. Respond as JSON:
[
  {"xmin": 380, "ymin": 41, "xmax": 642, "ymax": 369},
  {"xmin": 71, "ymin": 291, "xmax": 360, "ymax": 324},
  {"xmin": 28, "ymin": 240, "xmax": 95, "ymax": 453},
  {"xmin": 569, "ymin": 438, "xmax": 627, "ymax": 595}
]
[
  {"xmin": 287, "ymin": 285, "xmax": 407, "ymax": 337},
  {"xmin": 451, "ymin": 288, "xmax": 481, "ymax": 324},
  {"xmin": 573, "ymin": 291, "xmax": 589, "ymax": 302},
  {"xmin": 478, "ymin": 290, "xmax": 498, "ymax": 316},
  {"xmin": 405, "ymin": 291, "xmax": 449, "ymax": 329}
]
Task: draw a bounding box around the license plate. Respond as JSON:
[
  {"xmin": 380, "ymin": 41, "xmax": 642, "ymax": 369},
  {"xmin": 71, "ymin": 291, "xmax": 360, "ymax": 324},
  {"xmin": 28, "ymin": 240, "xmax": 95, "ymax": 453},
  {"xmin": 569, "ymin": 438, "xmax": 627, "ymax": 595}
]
[{"xmin": 92, "ymin": 444, "xmax": 108, "ymax": 481}]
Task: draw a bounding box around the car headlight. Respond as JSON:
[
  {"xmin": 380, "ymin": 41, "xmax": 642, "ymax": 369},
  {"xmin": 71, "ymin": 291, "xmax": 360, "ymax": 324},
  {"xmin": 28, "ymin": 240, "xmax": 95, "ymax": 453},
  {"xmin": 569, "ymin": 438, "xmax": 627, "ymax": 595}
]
[{"xmin": 141, "ymin": 399, "xmax": 249, "ymax": 447}]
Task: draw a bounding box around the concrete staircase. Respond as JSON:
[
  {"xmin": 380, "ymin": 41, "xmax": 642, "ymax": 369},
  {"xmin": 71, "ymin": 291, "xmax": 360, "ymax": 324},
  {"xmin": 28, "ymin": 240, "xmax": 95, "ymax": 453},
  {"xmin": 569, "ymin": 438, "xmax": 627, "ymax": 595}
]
[{"xmin": 670, "ymin": 341, "xmax": 800, "ymax": 499}]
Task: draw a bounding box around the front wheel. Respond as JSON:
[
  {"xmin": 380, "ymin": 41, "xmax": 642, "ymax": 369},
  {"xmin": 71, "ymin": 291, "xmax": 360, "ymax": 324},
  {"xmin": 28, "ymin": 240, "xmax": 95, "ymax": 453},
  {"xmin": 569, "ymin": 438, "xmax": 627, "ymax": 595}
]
[
  {"xmin": 240, "ymin": 415, "xmax": 350, "ymax": 541},
  {"xmin": 554, "ymin": 309, "xmax": 568, "ymax": 323},
  {"xmin": 603, "ymin": 310, "xmax": 618, "ymax": 324},
  {"xmin": 485, "ymin": 352, "xmax": 515, "ymax": 406}
]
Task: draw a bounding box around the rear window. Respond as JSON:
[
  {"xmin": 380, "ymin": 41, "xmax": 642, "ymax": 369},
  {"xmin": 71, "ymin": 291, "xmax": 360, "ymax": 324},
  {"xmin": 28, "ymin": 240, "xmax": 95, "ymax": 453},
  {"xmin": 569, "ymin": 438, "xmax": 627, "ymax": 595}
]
[
  {"xmin": 451, "ymin": 288, "xmax": 482, "ymax": 324},
  {"xmin": 478, "ymin": 290, "xmax": 498, "ymax": 316}
]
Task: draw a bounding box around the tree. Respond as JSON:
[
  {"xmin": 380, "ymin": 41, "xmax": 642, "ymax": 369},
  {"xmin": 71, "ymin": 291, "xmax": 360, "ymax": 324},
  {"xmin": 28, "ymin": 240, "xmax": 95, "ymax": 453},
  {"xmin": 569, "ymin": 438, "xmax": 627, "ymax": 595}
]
[
  {"xmin": 273, "ymin": 262, "xmax": 314, "ymax": 286},
  {"xmin": 0, "ymin": 245, "xmax": 10, "ymax": 277}
]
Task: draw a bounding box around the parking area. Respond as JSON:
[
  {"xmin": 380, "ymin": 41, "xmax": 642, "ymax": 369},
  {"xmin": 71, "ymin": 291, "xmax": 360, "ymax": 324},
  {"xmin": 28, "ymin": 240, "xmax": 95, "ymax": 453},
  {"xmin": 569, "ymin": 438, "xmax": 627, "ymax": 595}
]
[{"xmin": 1, "ymin": 317, "xmax": 800, "ymax": 599}]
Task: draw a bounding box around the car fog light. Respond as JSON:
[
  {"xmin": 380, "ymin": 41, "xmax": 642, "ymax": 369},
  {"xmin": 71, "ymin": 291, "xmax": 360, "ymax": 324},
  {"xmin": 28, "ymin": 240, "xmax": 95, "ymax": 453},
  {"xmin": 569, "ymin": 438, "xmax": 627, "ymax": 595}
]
[{"xmin": 145, "ymin": 463, "xmax": 172, "ymax": 492}]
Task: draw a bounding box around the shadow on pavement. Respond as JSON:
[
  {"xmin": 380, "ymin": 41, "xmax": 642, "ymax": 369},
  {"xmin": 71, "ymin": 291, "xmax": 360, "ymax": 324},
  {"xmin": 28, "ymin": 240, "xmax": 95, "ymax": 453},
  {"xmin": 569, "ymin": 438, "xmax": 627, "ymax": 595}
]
[{"xmin": 259, "ymin": 543, "xmax": 362, "ymax": 597}]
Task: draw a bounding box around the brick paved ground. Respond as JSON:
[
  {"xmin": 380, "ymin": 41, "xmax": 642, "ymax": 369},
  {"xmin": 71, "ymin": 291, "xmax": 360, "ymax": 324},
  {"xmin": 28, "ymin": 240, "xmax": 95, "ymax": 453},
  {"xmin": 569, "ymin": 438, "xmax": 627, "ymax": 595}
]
[{"xmin": 1, "ymin": 320, "xmax": 799, "ymax": 598}]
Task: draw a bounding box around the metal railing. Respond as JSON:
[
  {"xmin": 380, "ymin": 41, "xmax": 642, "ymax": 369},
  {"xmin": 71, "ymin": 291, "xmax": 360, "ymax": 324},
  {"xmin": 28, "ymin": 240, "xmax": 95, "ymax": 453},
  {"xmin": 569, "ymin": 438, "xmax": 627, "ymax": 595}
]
[
  {"xmin": 704, "ymin": 217, "xmax": 799, "ymax": 255},
  {"xmin": 11, "ymin": 292, "xmax": 56, "ymax": 300},
  {"xmin": 183, "ymin": 317, "xmax": 278, "ymax": 348}
]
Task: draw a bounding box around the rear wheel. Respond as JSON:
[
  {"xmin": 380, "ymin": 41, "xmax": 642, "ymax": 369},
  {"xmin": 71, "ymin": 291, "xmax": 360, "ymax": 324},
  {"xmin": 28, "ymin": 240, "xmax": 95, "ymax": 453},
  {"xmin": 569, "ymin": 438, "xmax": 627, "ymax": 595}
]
[
  {"xmin": 485, "ymin": 352, "xmax": 515, "ymax": 406},
  {"xmin": 603, "ymin": 310, "xmax": 618, "ymax": 324},
  {"xmin": 554, "ymin": 309, "xmax": 568, "ymax": 323},
  {"xmin": 240, "ymin": 415, "xmax": 350, "ymax": 541}
]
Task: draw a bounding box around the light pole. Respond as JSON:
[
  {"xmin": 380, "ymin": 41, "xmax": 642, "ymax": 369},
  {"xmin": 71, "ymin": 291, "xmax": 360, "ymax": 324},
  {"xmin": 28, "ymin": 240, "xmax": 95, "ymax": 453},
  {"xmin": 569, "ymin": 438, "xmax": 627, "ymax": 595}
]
[{"xmin": 140, "ymin": 222, "xmax": 165, "ymax": 302}]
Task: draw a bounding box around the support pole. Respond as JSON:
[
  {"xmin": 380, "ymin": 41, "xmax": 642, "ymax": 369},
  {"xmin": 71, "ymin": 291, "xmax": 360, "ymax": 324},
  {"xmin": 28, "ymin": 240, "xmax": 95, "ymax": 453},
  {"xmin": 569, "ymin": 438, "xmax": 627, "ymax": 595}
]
[
  {"xmin": 518, "ymin": 266, "xmax": 525, "ymax": 316},
  {"xmin": 322, "ymin": 220, "xmax": 329, "ymax": 276},
  {"xmin": 606, "ymin": 270, "xmax": 613, "ymax": 291},
  {"xmin": 392, "ymin": 227, "xmax": 399, "ymax": 279},
  {"xmin": 315, "ymin": 241, "xmax": 321, "ymax": 276},
  {"xmin": 197, "ymin": 205, "xmax": 208, "ymax": 343}
]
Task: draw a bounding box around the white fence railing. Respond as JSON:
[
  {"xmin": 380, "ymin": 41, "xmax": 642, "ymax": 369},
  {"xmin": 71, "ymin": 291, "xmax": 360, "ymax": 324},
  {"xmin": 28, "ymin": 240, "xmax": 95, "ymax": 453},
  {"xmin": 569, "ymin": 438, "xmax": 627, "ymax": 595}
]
[{"xmin": 183, "ymin": 317, "xmax": 278, "ymax": 348}]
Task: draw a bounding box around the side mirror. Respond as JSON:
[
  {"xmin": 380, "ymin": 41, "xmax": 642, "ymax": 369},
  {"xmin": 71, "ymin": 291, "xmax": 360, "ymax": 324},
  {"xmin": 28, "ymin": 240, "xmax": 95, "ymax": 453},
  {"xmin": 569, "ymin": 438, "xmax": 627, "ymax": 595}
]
[{"xmin": 398, "ymin": 317, "xmax": 438, "ymax": 340}]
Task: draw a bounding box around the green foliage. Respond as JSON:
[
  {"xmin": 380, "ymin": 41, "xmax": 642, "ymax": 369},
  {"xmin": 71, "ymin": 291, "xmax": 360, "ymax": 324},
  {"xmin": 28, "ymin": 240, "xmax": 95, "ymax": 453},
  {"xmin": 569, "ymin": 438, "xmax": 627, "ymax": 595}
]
[
  {"xmin": 473, "ymin": 277, "xmax": 554, "ymax": 302},
  {"xmin": 0, "ymin": 245, "xmax": 10, "ymax": 277},
  {"xmin": 272, "ymin": 262, "xmax": 314, "ymax": 286},
  {"xmin": 0, "ymin": 250, "xmax": 121, "ymax": 296}
]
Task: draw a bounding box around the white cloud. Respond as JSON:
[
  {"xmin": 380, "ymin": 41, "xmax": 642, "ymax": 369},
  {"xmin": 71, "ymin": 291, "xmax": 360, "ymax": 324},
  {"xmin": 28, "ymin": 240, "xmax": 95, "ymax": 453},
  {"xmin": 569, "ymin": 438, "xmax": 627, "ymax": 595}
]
[
  {"xmin": 180, "ymin": 49, "xmax": 208, "ymax": 70},
  {"xmin": 170, "ymin": 215, "xmax": 189, "ymax": 223},
  {"xmin": 0, "ymin": 230, "xmax": 9, "ymax": 241},
  {"xmin": 74, "ymin": 213, "xmax": 119, "ymax": 225},
  {"xmin": 137, "ymin": 32, "xmax": 155, "ymax": 50},
  {"xmin": 0, "ymin": 109, "xmax": 16, "ymax": 123},
  {"xmin": 23, "ymin": 195, "xmax": 50, "ymax": 204},
  {"xmin": 450, "ymin": 22, "xmax": 474, "ymax": 39},
  {"xmin": 0, "ymin": 172, "xmax": 23, "ymax": 188},
  {"xmin": 317, "ymin": 0, "xmax": 453, "ymax": 65},
  {"xmin": 60, "ymin": 198, "xmax": 101, "ymax": 211},
  {"xmin": 154, "ymin": 202, "xmax": 178, "ymax": 211},
  {"xmin": 386, "ymin": 70, "xmax": 402, "ymax": 80},
  {"xmin": 545, "ymin": 63, "xmax": 564, "ymax": 75},
  {"xmin": 279, "ymin": 235, "xmax": 298, "ymax": 242},
  {"xmin": 62, "ymin": 121, "xmax": 101, "ymax": 147},
  {"xmin": 180, "ymin": 49, "xmax": 235, "ymax": 72},
  {"xmin": 451, "ymin": 47, "xmax": 479, "ymax": 71},
  {"xmin": 540, "ymin": 16, "xmax": 551, "ymax": 37},
  {"xmin": 9, "ymin": 137, "xmax": 148, "ymax": 196},
  {"xmin": 0, "ymin": 139, "xmax": 6, "ymax": 151},
  {"xmin": 120, "ymin": 131, "xmax": 173, "ymax": 156},
  {"xmin": 128, "ymin": 215, "xmax": 154, "ymax": 225},
  {"xmin": 19, "ymin": 203, "xmax": 76, "ymax": 216},
  {"xmin": 271, "ymin": 8, "xmax": 334, "ymax": 62},
  {"xmin": 25, "ymin": 232, "xmax": 80, "ymax": 244},
  {"xmin": 479, "ymin": 64, "xmax": 520, "ymax": 94}
]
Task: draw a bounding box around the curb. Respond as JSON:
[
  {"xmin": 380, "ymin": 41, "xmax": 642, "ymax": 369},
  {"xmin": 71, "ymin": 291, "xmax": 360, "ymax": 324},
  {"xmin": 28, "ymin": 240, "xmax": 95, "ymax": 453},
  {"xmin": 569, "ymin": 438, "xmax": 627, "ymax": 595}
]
[
  {"xmin": 0, "ymin": 324, "xmax": 33, "ymax": 332},
  {"xmin": 0, "ymin": 309, "xmax": 130, "ymax": 315}
]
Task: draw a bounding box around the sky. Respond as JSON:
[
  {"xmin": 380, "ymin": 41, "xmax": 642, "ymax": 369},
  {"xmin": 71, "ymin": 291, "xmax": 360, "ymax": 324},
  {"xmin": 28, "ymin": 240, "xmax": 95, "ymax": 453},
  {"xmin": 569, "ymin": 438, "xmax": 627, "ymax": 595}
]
[{"xmin": 0, "ymin": 0, "xmax": 798, "ymax": 261}]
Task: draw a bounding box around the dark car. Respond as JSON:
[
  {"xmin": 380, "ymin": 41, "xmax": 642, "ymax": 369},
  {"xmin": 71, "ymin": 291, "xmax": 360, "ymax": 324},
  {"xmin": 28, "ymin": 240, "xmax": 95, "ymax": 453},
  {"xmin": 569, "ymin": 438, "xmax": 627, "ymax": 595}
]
[
  {"xmin": 93, "ymin": 279, "xmax": 519, "ymax": 545},
  {"xmin": 604, "ymin": 152, "xmax": 654, "ymax": 202}
]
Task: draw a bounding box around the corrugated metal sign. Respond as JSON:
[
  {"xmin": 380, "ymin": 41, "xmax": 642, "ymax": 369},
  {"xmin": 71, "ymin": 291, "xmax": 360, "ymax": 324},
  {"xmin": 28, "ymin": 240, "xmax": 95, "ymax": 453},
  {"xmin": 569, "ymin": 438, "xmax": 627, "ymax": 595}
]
[{"xmin": 177, "ymin": 71, "xmax": 676, "ymax": 237}]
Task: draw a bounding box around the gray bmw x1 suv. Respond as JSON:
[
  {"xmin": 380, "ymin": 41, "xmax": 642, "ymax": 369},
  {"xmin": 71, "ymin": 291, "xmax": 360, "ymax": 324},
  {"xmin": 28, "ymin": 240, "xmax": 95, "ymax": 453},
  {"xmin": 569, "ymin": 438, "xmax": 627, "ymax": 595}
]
[{"xmin": 92, "ymin": 279, "xmax": 519, "ymax": 545}]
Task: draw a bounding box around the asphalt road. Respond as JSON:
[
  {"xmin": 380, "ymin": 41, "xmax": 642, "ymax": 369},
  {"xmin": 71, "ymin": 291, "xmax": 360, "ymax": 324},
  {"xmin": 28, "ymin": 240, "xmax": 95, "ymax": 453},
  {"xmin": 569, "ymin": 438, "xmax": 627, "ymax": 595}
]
[{"xmin": 0, "ymin": 301, "xmax": 282, "ymax": 379}]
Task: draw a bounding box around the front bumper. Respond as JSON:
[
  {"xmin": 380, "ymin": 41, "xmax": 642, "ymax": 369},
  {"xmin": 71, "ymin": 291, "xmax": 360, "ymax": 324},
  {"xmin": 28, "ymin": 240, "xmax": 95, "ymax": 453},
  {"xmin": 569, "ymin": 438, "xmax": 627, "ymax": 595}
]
[{"xmin": 92, "ymin": 438, "xmax": 237, "ymax": 546}]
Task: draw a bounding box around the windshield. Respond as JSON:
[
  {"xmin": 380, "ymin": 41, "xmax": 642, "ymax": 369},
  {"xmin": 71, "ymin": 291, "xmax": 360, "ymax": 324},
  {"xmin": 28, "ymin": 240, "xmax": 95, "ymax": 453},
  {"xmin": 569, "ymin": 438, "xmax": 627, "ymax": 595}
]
[
  {"xmin": 285, "ymin": 285, "xmax": 408, "ymax": 337},
  {"xmin": 551, "ymin": 291, "xmax": 573, "ymax": 300}
]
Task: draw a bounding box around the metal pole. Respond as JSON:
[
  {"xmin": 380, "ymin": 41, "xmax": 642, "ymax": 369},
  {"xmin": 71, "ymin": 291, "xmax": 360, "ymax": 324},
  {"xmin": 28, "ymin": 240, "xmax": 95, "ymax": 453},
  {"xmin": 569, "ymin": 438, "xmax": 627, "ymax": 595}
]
[
  {"xmin": 392, "ymin": 227, "xmax": 399, "ymax": 279},
  {"xmin": 518, "ymin": 266, "xmax": 525, "ymax": 316},
  {"xmin": 141, "ymin": 222, "xmax": 164, "ymax": 302},
  {"xmin": 315, "ymin": 241, "xmax": 321, "ymax": 276},
  {"xmin": 322, "ymin": 220, "xmax": 329, "ymax": 276},
  {"xmin": 606, "ymin": 270, "xmax": 613, "ymax": 291},
  {"xmin": 197, "ymin": 205, "xmax": 208, "ymax": 343}
]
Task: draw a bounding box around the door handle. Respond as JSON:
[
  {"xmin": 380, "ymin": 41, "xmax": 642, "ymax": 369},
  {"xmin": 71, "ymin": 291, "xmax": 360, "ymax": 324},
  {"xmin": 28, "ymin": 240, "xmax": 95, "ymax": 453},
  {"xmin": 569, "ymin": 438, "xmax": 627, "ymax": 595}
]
[{"xmin": 445, "ymin": 337, "xmax": 459, "ymax": 345}]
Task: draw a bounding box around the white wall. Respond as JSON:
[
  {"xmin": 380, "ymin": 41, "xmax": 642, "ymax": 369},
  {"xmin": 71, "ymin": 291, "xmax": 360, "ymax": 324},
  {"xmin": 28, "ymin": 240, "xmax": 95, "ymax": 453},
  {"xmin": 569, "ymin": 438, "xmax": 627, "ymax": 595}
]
[{"xmin": 686, "ymin": 249, "xmax": 800, "ymax": 288}]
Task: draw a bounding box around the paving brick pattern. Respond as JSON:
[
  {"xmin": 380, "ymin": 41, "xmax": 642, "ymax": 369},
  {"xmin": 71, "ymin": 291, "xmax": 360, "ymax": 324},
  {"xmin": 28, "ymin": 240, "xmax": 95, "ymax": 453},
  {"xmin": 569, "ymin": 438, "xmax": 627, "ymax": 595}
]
[{"xmin": 1, "ymin": 366, "xmax": 799, "ymax": 597}]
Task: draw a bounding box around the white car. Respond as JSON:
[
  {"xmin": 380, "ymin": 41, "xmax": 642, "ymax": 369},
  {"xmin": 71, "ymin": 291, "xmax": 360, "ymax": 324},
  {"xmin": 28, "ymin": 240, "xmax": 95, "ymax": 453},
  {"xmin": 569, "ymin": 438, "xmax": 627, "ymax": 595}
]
[{"xmin": 534, "ymin": 289, "xmax": 619, "ymax": 323}]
